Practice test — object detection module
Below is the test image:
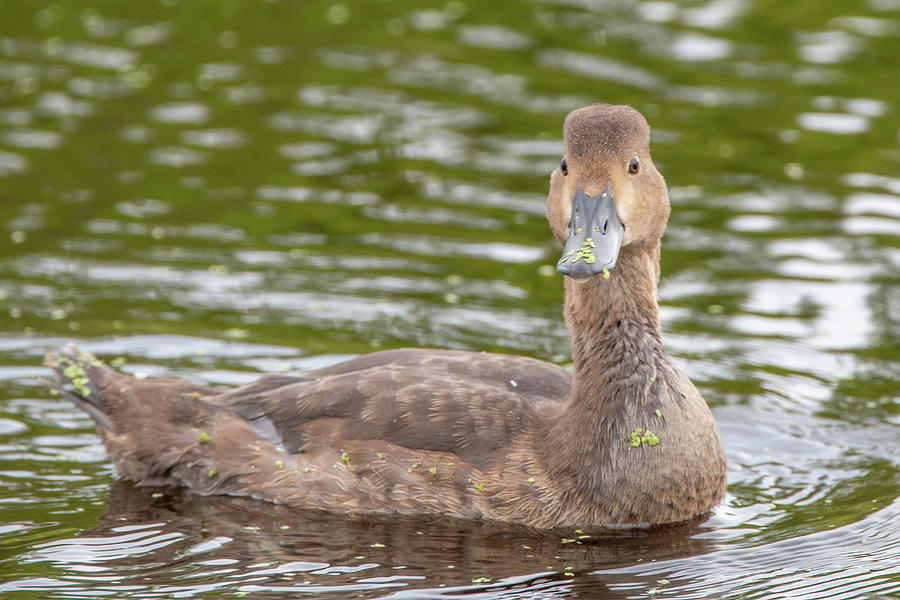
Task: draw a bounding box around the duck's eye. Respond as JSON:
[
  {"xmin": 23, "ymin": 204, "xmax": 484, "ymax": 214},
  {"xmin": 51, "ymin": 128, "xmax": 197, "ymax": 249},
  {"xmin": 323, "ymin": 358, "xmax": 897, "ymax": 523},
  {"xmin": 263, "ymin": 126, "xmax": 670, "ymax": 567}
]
[
  {"xmin": 628, "ymin": 155, "xmax": 640, "ymax": 174},
  {"xmin": 560, "ymin": 157, "xmax": 568, "ymax": 176}
]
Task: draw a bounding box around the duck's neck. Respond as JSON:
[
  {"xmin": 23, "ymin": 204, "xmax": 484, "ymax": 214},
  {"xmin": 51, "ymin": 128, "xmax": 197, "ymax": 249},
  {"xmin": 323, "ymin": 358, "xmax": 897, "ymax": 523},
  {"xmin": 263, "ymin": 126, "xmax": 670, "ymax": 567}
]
[{"xmin": 562, "ymin": 242, "xmax": 667, "ymax": 418}]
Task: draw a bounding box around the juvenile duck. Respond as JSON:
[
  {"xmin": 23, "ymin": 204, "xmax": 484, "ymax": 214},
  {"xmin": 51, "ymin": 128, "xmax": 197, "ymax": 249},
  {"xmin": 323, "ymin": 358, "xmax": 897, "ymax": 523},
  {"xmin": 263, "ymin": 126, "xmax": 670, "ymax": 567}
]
[{"xmin": 47, "ymin": 104, "xmax": 726, "ymax": 529}]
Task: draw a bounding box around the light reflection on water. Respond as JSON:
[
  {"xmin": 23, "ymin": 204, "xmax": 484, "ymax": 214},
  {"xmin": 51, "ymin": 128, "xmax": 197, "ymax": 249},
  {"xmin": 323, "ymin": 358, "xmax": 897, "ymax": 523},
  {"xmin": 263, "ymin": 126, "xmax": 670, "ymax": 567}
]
[{"xmin": 1, "ymin": 0, "xmax": 899, "ymax": 597}]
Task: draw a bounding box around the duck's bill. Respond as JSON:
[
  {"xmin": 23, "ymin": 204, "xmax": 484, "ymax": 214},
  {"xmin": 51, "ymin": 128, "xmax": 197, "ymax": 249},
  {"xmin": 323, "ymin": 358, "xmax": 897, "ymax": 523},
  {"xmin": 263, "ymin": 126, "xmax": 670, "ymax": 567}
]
[{"xmin": 556, "ymin": 184, "xmax": 624, "ymax": 280}]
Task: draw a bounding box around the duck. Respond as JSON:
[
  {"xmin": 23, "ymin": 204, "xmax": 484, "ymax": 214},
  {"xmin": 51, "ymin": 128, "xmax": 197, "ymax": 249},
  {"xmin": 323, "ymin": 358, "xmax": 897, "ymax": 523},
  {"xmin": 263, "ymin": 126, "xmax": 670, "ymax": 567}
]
[{"xmin": 46, "ymin": 104, "xmax": 727, "ymax": 529}]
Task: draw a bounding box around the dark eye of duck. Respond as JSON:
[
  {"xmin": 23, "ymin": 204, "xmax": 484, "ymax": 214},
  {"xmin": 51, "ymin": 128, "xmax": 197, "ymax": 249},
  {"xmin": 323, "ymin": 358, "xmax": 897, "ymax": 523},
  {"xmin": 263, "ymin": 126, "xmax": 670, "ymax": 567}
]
[
  {"xmin": 560, "ymin": 157, "xmax": 568, "ymax": 176},
  {"xmin": 628, "ymin": 155, "xmax": 640, "ymax": 174}
]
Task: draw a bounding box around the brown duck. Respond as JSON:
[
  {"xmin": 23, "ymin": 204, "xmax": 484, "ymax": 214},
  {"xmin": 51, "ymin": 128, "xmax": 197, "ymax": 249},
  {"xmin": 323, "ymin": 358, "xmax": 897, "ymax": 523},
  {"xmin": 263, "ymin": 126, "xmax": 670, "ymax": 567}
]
[{"xmin": 47, "ymin": 104, "xmax": 726, "ymax": 529}]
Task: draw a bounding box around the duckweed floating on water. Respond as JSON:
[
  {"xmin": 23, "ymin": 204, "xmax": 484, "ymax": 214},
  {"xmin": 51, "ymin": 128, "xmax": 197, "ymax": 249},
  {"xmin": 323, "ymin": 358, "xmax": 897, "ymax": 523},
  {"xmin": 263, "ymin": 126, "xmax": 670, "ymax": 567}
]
[
  {"xmin": 428, "ymin": 467, "xmax": 437, "ymax": 475},
  {"xmin": 274, "ymin": 460, "xmax": 284, "ymax": 470},
  {"xmin": 207, "ymin": 468, "xmax": 217, "ymax": 478},
  {"xmin": 475, "ymin": 483, "xmax": 484, "ymax": 492},
  {"xmin": 199, "ymin": 432, "xmax": 210, "ymax": 444},
  {"xmin": 655, "ymin": 409, "xmax": 663, "ymax": 418},
  {"xmin": 151, "ymin": 492, "xmax": 163, "ymax": 498},
  {"xmin": 527, "ymin": 477, "xmax": 535, "ymax": 483},
  {"xmin": 340, "ymin": 451, "xmax": 350, "ymax": 464},
  {"xmin": 602, "ymin": 268, "xmax": 610, "ymax": 280}
]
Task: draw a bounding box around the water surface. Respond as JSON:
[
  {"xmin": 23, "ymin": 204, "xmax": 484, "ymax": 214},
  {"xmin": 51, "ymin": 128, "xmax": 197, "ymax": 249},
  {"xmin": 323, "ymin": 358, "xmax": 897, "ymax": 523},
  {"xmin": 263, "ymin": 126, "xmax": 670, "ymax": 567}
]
[{"xmin": 1, "ymin": 0, "xmax": 899, "ymax": 598}]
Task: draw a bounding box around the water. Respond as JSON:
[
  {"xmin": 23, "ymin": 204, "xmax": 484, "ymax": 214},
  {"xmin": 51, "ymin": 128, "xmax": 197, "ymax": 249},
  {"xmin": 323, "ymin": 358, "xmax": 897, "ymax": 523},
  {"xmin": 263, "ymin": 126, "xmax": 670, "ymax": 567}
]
[{"xmin": 1, "ymin": 0, "xmax": 898, "ymax": 597}]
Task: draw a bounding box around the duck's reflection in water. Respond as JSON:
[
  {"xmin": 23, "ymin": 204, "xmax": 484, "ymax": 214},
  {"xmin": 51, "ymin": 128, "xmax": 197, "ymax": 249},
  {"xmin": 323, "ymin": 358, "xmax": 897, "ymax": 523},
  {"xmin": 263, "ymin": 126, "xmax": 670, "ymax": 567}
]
[{"xmin": 63, "ymin": 480, "xmax": 721, "ymax": 598}]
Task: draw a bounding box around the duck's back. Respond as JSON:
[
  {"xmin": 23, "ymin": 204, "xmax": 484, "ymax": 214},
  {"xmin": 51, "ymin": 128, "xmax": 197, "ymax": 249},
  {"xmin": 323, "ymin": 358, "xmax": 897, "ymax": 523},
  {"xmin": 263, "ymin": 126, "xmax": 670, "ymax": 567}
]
[{"xmin": 48, "ymin": 347, "xmax": 571, "ymax": 518}]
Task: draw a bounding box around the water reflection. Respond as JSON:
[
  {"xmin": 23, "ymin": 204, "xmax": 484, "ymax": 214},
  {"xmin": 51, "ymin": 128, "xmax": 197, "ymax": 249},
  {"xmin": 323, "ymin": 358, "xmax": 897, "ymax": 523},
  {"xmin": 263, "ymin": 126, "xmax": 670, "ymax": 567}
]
[{"xmin": 9, "ymin": 481, "xmax": 721, "ymax": 599}]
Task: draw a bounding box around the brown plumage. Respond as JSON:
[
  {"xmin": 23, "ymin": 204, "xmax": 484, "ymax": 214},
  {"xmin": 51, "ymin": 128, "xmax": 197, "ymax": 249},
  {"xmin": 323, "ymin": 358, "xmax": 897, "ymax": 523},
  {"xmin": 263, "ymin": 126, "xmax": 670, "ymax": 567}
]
[{"xmin": 46, "ymin": 104, "xmax": 726, "ymax": 529}]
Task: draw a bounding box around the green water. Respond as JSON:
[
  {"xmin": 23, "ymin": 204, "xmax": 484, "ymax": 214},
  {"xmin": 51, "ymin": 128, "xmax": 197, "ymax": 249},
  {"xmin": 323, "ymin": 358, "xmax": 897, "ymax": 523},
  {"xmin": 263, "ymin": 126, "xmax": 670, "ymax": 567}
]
[{"xmin": 1, "ymin": 0, "xmax": 898, "ymax": 597}]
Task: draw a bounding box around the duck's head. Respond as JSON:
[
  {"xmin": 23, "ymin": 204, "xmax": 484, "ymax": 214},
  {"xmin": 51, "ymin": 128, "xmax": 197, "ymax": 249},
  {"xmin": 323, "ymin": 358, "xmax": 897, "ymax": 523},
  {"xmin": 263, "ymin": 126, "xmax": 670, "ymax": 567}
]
[{"xmin": 547, "ymin": 104, "xmax": 670, "ymax": 280}]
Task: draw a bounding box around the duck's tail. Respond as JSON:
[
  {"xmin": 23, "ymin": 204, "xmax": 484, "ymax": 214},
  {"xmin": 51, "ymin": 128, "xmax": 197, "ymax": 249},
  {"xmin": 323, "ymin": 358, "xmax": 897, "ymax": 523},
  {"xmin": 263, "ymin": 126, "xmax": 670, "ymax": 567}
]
[{"xmin": 44, "ymin": 344, "xmax": 117, "ymax": 431}]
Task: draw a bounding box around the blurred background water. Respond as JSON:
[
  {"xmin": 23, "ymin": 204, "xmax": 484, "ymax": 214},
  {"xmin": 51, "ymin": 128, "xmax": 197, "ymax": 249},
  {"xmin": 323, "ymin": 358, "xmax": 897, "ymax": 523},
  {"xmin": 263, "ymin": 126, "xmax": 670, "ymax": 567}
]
[{"xmin": 1, "ymin": 0, "xmax": 898, "ymax": 598}]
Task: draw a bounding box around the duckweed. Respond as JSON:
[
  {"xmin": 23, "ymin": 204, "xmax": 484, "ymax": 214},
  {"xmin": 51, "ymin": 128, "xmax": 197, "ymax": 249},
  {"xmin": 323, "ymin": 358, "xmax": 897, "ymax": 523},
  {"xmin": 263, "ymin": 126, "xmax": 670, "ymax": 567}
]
[
  {"xmin": 274, "ymin": 460, "xmax": 284, "ymax": 470},
  {"xmin": 151, "ymin": 492, "xmax": 164, "ymax": 498},
  {"xmin": 630, "ymin": 428, "xmax": 660, "ymax": 448},
  {"xmin": 62, "ymin": 364, "xmax": 82, "ymax": 380},
  {"xmin": 428, "ymin": 467, "xmax": 437, "ymax": 475},
  {"xmin": 340, "ymin": 451, "xmax": 350, "ymax": 464},
  {"xmin": 655, "ymin": 409, "xmax": 663, "ymax": 418},
  {"xmin": 568, "ymin": 239, "xmax": 598, "ymax": 265},
  {"xmin": 475, "ymin": 483, "xmax": 484, "ymax": 492},
  {"xmin": 602, "ymin": 267, "xmax": 610, "ymax": 280},
  {"xmin": 376, "ymin": 453, "xmax": 384, "ymax": 460},
  {"xmin": 527, "ymin": 477, "xmax": 536, "ymax": 483},
  {"xmin": 207, "ymin": 468, "xmax": 217, "ymax": 478},
  {"xmin": 630, "ymin": 428, "xmax": 643, "ymax": 448},
  {"xmin": 199, "ymin": 432, "xmax": 210, "ymax": 444}
]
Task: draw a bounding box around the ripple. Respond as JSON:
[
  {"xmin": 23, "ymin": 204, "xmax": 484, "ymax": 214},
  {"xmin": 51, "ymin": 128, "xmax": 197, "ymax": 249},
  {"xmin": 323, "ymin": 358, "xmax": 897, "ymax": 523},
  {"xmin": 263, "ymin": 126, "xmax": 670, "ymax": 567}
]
[
  {"xmin": 358, "ymin": 233, "xmax": 545, "ymax": 264},
  {"xmin": 147, "ymin": 145, "xmax": 207, "ymax": 167},
  {"xmin": 670, "ymin": 32, "xmax": 734, "ymax": 61},
  {"xmin": 181, "ymin": 128, "xmax": 245, "ymax": 148},
  {"xmin": 0, "ymin": 418, "xmax": 27, "ymax": 436},
  {"xmin": 2, "ymin": 128, "xmax": 60, "ymax": 150},
  {"xmin": 149, "ymin": 102, "xmax": 211, "ymax": 124},
  {"xmin": 798, "ymin": 112, "xmax": 869, "ymax": 134},
  {"xmin": 456, "ymin": 25, "xmax": 533, "ymax": 50},
  {"xmin": 798, "ymin": 30, "xmax": 861, "ymax": 64},
  {"xmin": 124, "ymin": 22, "xmax": 173, "ymax": 47},
  {"xmin": 0, "ymin": 150, "xmax": 27, "ymax": 176},
  {"xmin": 845, "ymin": 193, "xmax": 900, "ymax": 218},
  {"xmin": 535, "ymin": 49, "xmax": 663, "ymax": 90},
  {"xmin": 53, "ymin": 40, "xmax": 137, "ymax": 70}
]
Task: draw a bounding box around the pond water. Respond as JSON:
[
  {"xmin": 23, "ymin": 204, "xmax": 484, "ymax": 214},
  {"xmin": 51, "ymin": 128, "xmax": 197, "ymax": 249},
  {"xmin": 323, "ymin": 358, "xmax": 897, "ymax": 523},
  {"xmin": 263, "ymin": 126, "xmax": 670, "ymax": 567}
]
[{"xmin": 1, "ymin": 0, "xmax": 899, "ymax": 597}]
